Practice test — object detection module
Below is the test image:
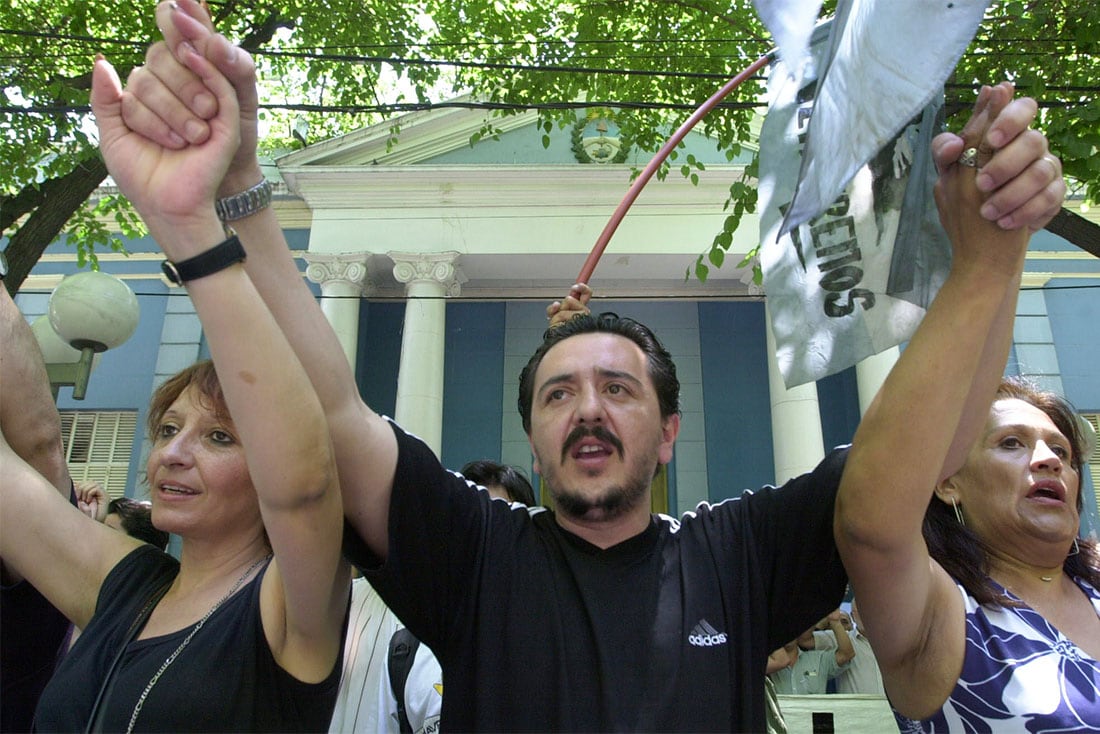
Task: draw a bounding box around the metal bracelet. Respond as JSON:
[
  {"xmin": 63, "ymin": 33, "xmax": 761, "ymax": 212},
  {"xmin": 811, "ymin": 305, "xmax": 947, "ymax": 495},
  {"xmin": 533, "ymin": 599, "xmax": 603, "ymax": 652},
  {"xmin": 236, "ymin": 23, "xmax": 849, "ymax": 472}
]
[{"xmin": 214, "ymin": 179, "xmax": 273, "ymax": 222}]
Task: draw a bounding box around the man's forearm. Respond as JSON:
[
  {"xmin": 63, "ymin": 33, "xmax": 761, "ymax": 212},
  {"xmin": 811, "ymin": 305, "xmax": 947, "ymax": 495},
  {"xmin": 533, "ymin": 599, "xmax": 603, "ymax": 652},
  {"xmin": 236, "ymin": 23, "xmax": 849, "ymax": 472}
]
[
  {"xmin": 832, "ymin": 623, "xmax": 856, "ymax": 665},
  {"xmin": 0, "ymin": 289, "xmax": 70, "ymax": 497}
]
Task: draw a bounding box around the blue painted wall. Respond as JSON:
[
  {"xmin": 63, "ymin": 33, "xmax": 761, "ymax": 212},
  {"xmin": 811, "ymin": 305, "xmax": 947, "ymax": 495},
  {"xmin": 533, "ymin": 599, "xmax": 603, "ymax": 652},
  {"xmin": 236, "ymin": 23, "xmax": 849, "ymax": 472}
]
[
  {"xmin": 1043, "ymin": 274, "xmax": 1100, "ymax": 540},
  {"xmin": 356, "ymin": 300, "xmax": 513, "ymax": 471},
  {"xmin": 441, "ymin": 303, "xmax": 507, "ymax": 470},
  {"xmin": 817, "ymin": 366, "xmax": 861, "ymax": 451},
  {"xmin": 698, "ymin": 301, "xmax": 776, "ymax": 497},
  {"xmin": 356, "ymin": 301, "xmax": 404, "ymax": 420},
  {"xmin": 699, "ymin": 300, "xmax": 862, "ymax": 497},
  {"xmin": 1046, "ymin": 279, "xmax": 1100, "ymax": 413}
]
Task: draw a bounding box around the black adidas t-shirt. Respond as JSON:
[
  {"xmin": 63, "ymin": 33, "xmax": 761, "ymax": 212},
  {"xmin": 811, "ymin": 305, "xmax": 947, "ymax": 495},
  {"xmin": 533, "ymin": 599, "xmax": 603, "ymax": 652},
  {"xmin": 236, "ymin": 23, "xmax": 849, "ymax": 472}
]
[{"xmin": 355, "ymin": 421, "xmax": 848, "ymax": 732}]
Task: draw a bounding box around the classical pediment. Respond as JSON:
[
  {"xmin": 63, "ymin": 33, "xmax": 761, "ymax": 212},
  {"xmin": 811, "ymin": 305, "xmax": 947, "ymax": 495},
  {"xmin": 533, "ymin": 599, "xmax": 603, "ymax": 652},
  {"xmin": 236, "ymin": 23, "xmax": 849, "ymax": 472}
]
[
  {"xmin": 275, "ymin": 96, "xmax": 762, "ymax": 298},
  {"xmin": 277, "ymin": 95, "xmax": 549, "ymax": 167}
]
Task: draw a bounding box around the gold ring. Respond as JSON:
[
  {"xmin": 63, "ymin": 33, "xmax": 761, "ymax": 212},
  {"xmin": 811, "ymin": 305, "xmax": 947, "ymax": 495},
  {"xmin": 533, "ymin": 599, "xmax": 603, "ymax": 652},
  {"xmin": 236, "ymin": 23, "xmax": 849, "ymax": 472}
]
[{"xmin": 957, "ymin": 147, "xmax": 979, "ymax": 168}]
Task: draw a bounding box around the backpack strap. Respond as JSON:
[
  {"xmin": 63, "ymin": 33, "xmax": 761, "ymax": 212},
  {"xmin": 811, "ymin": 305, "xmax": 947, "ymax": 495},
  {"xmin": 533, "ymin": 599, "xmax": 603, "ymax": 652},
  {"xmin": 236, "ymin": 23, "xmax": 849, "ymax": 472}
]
[{"xmin": 387, "ymin": 627, "xmax": 422, "ymax": 734}]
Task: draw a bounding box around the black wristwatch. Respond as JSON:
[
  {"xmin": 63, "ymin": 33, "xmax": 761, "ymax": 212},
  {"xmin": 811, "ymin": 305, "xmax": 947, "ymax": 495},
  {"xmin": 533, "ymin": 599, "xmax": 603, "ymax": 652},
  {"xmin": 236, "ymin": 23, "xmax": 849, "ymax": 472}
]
[{"xmin": 161, "ymin": 235, "xmax": 246, "ymax": 285}]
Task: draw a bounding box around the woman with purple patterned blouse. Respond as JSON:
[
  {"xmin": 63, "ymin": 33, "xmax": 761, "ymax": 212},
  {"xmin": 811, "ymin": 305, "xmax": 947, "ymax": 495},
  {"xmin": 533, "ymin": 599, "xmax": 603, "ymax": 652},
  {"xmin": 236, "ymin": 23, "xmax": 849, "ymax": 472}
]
[{"xmin": 837, "ymin": 83, "xmax": 1099, "ymax": 732}]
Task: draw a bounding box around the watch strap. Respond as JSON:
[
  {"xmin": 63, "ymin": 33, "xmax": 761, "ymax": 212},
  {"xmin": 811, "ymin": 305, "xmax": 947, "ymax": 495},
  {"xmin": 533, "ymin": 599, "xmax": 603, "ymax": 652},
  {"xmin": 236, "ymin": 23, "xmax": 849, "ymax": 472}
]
[
  {"xmin": 161, "ymin": 235, "xmax": 246, "ymax": 285},
  {"xmin": 214, "ymin": 179, "xmax": 272, "ymax": 222}
]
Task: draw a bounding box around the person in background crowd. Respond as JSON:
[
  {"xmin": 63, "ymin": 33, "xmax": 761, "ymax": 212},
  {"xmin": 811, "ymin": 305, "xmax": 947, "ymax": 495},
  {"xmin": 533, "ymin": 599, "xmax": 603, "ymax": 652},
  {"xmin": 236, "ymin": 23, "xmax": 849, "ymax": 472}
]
[
  {"xmin": 459, "ymin": 460, "xmax": 537, "ymax": 506},
  {"xmin": 75, "ymin": 479, "xmax": 110, "ymax": 521},
  {"xmin": 812, "ymin": 600, "xmax": 885, "ymax": 695},
  {"xmin": 105, "ymin": 497, "xmax": 172, "ymax": 551},
  {"xmin": 326, "ymin": 574, "xmax": 433, "ymax": 734},
  {"xmin": 769, "ymin": 613, "xmax": 854, "ymax": 695},
  {"xmin": 76, "ymin": 480, "xmax": 171, "ymax": 550}
]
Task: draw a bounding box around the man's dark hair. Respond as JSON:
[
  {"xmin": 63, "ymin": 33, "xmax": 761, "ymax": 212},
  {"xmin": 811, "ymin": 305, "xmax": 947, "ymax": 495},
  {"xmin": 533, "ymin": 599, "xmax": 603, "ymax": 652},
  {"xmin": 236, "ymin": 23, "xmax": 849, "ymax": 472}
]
[
  {"xmin": 108, "ymin": 497, "xmax": 170, "ymax": 550},
  {"xmin": 517, "ymin": 312, "xmax": 681, "ymax": 434},
  {"xmin": 460, "ymin": 460, "xmax": 537, "ymax": 506},
  {"xmin": 923, "ymin": 376, "xmax": 1099, "ymax": 606}
]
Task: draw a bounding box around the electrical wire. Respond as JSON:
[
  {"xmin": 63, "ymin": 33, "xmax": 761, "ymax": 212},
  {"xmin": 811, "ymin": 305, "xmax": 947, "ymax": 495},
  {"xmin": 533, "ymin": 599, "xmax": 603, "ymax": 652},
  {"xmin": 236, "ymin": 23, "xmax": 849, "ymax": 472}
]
[{"xmin": 98, "ymin": 281, "xmax": 1100, "ymax": 303}]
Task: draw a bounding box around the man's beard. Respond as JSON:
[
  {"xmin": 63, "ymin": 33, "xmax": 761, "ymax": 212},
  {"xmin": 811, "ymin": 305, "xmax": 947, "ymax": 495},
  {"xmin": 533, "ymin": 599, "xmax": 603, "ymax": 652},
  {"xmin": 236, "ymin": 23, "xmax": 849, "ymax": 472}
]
[
  {"xmin": 539, "ymin": 425, "xmax": 655, "ymax": 522},
  {"xmin": 550, "ymin": 478, "xmax": 649, "ymax": 521},
  {"xmin": 545, "ymin": 459, "xmax": 653, "ymax": 522}
]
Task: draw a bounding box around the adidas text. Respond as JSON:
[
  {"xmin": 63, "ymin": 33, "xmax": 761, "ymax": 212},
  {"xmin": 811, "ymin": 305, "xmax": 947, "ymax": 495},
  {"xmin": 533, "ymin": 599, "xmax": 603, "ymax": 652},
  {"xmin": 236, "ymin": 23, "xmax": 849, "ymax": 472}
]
[{"xmin": 688, "ymin": 632, "xmax": 728, "ymax": 647}]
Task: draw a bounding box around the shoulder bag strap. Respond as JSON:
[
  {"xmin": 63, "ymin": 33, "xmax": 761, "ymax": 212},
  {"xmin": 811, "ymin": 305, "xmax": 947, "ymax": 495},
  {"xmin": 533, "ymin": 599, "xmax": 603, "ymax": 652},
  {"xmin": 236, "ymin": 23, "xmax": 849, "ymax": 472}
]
[{"xmin": 388, "ymin": 627, "xmax": 421, "ymax": 734}]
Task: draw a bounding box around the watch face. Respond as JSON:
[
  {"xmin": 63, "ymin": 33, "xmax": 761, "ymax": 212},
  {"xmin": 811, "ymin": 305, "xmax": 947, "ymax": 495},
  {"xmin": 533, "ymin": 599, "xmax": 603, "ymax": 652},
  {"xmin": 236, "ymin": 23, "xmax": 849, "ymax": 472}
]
[{"xmin": 0, "ymin": 249, "xmax": 8, "ymax": 280}]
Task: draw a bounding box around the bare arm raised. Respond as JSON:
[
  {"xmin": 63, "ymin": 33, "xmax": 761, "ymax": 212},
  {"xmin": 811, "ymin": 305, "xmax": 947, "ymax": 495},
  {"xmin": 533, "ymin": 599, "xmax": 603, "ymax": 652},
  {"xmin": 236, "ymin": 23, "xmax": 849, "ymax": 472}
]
[
  {"xmin": 0, "ymin": 289, "xmax": 71, "ymax": 506},
  {"xmin": 0, "ymin": 288, "xmax": 134, "ymax": 616},
  {"xmin": 827, "ymin": 612, "xmax": 855, "ymax": 667},
  {"xmin": 835, "ymin": 83, "xmax": 1064, "ymax": 718},
  {"xmin": 91, "ymin": 29, "xmax": 350, "ymax": 681},
  {"xmin": 122, "ymin": 0, "xmax": 399, "ymax": 560}
]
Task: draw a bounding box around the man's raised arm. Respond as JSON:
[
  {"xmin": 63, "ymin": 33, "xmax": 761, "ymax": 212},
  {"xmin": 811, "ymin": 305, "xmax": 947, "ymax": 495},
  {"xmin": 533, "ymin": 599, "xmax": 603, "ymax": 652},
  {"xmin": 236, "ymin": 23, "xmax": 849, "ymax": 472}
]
[{"xmin": 0, "ymin": 288, "xmax": 72, "ymax": 582}]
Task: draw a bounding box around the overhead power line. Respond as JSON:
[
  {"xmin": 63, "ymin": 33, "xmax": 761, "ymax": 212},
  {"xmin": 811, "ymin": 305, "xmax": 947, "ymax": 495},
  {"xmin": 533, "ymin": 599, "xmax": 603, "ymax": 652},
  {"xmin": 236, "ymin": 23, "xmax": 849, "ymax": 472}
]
[
  {"xmin": 2, "ymin": 98, "xmax": 766, "ymax": 116},
  {"xmin": 0, "ymin": 26, "xmax": 1095, "ymax": 78},
  {"xmin": 5, "ymin": 94, "xmax": 1092, "ymax": 119},
  {"xmin": 92, "ymin": 282, "xmax": 1100, "ymax": 302}
]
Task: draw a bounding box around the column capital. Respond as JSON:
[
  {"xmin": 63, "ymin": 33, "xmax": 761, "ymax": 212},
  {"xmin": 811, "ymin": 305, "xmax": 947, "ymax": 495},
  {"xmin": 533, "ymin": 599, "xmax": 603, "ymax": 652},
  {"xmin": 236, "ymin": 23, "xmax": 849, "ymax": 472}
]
[
  {"xmin": 303, "ymin": 252, "xmax": 372, "ymax": 294},
  {"xmin": 389, "ymin": 251, "xmax": 464, "ymax": 297}
]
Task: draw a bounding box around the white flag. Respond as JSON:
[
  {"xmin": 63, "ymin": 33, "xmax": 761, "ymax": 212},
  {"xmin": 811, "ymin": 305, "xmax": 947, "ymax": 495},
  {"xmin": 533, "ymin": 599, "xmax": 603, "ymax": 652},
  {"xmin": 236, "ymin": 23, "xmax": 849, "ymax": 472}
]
[
  {"xmin": 759, "ymin": 22, "xmax": 953, "ymax": 388},
  {"xmin": 751, "ymin": 0, "xmax": 824, "ymax": 77},
  {"xmin": 780, "ymin": 0, "xmax": 991, "ymax": 233}
]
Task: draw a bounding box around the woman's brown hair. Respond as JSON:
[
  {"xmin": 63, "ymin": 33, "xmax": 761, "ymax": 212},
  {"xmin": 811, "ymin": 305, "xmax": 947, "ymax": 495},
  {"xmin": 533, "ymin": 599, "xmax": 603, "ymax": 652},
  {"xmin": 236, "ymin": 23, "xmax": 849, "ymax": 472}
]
[{"xmin": 146, "ymin": 360, "xmax": 229, "ymax": 439}]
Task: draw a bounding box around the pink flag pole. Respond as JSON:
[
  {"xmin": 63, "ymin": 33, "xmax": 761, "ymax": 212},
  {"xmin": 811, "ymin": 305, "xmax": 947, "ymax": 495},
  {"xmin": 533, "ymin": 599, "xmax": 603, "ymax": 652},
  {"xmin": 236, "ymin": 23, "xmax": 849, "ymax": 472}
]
[{"xmin": 576, "ymin": 51, "xmax": 775, "ymax": 285}]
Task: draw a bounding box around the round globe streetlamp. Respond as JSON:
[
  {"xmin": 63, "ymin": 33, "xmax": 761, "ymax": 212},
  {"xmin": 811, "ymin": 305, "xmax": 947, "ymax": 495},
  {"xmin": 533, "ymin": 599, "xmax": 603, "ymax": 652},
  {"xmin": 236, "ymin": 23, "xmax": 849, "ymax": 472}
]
[{"xmin": 39, "ymin": 271, "xmax": 140, "ymax": 400}]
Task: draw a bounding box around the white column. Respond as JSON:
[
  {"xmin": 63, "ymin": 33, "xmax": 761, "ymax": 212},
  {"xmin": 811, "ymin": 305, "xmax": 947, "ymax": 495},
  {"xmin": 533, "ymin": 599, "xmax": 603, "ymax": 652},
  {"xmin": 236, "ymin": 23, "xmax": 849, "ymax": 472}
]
[
  {"xmin": 303, "ymin": 253, "xmax": 371, "ymax": 371},
  {"xmin": 855, "ymin": 346, "xmax": 899, "ymax": 416},
  {"xmin": 390, "ymin": 252, "xmax": 462, "ymax": 457},
  {"xmin": 765, "ymin": 303, "xmax": 825, "ymax": 484}
]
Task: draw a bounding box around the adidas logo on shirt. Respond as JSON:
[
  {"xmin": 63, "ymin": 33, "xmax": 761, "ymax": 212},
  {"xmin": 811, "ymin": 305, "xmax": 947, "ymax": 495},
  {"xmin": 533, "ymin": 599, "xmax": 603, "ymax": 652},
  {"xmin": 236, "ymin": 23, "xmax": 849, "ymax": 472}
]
[{"xmin": 688, "ymin": 619, "xmax": 728, "ymax": 647}]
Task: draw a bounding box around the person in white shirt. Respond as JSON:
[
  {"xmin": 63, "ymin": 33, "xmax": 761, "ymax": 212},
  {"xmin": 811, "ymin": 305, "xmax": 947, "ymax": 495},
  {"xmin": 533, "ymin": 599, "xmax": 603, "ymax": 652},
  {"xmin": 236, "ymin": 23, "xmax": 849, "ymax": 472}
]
[{"xmin": 812, "ymin": 601, "xmax": 885, "ymax": 695}]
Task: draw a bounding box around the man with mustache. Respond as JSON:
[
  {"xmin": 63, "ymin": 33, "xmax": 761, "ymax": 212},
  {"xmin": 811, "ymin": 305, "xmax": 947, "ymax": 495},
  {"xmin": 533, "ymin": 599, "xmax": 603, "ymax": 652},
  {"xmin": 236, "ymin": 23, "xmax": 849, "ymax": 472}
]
[
  {"xmin": 342, "ymin": 305, "xmax": 854, "ymax": 731},
  {"xmin": 115, "ymin": 5, "xmax": 1066, "ymax": 729}
]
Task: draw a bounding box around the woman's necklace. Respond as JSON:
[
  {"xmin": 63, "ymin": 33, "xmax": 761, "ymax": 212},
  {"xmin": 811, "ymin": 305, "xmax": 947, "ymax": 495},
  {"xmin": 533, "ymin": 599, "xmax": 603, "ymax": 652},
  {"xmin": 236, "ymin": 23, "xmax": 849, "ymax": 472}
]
[{"xmin": 126, "ymin": 554, "xmax": 271, "ymax": 734}]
